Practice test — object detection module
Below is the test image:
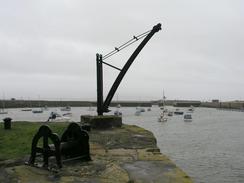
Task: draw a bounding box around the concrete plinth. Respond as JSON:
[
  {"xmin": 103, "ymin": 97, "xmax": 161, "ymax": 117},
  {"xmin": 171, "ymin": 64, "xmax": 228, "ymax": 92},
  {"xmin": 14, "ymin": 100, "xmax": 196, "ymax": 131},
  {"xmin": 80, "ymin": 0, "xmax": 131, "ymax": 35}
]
[{"xmin": 80, "ymin": 115, "xmax": 122, "ymax": 129}]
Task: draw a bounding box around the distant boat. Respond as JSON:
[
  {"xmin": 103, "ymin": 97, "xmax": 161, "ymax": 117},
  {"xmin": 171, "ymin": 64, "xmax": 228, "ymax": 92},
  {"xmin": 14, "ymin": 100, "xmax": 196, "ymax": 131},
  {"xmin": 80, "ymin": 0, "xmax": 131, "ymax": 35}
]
[
  {"xmin": 140, "ymin": 108, "xmax": 145, "ymax": 112},
  {"xmin": 42, "ymin": 105, "xmax": 49, "ymax": 111},
  {"xmin": 158, "ymin": 112, "xmax": 167, "ymax": 122},
  {"xmin": 114, "ymin": 103, "xmax": 122, "ymax": 116},
  {"xmin": 147, "ymin": 108, "xmax": 151, "ymax": 111},
  {"xmin": 60, "ymin": 106, "xmax": 71, "ymax": 111},
  {"xmin": 174, "ymin": 109, "xmax": 184, "ymax": 115},
  {"xmin": 32, "ymin": 108, "xmax": 43, "ymax": 113},
  {"xmin": 21, "ymin": 108, "xmax": 32, "ymax": 111},
  {"xmin": 47, "ymin": 111, "xmax": 71, "ymax": 122},
  {"xmin": 167, "ymin": 111, "xmax": 173, "ymax": 116},
  {"xmin": 135, "ymin": 109, "xmax": 141, "ymax": 116},
  {"xmin": 174, "ymin": 111, "xmax": 184, "ymax": 115},
  {"xmin": 33, "ymin": 96, "xmax": 43, "ymax": 113},
  {"xmin": 0, "ymin": 110, "xmax": 8, "ymax": 114},
  {"xmin": 114, "ymin": 110, "xmax": 122, "ymax": 116},
  {"xmin": 62, "ymin": 112, "xmax": 72, "ymax": 117},
  {"xmin": 184, "ymin": 114, "xmax": 192, "ymax": 122},
  {"xmin": 88, "ymin": 104, "xmax": 95, "ymax": 111},
  {"xmin": 188, "ymin": 105, "xmax": 194, "ymax": 112},
  {"xmin": 0, "ymin": 98, "xmax": 8, "ymax": 114},
  {"xmin": 159, "ymin": 89, "xmax": 166, "ymax": 111},
  {"xmin": 136, "ymin": 107, "xmax": 145, "ymax": 112},
  {"xmin": 21, "ymin": 99, "xmax": 32, "ymax": 111}
]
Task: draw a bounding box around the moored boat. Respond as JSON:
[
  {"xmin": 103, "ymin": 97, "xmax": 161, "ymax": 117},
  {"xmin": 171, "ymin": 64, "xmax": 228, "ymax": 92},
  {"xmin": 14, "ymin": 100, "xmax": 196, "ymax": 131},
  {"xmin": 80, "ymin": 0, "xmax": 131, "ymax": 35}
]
[
  {"xmin": 158, "ymin": 112, "xmax": 167, "ymax": 122},
  {"xmin": 60, "ymin": 106, "xmax": 71, "ymax": 111},
  {"xmin": 21, "ymin": 108, "xmax": 32, "ymax": 111},
  {"xmin": 47, "ymin": 111, "xmax": 71, "ymax": 122},
  {"xmin": 184, "ymin": 114, "xmax": 192, "ymax": 122},
  {"xmin": 32, "ymin": 108, "xmax": 43, "ymax": 113},
  {"xmin": 174, "ymin": 111, "xmax": 184, "ymax": 115}
]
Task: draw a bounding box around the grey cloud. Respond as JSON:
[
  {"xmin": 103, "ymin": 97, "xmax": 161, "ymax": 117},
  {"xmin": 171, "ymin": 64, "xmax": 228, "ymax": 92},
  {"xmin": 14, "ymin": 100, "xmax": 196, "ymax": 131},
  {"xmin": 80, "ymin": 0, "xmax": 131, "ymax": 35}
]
[{"xmin": 0, "ymin": 0, "xmax": 243, "ymax": 101}]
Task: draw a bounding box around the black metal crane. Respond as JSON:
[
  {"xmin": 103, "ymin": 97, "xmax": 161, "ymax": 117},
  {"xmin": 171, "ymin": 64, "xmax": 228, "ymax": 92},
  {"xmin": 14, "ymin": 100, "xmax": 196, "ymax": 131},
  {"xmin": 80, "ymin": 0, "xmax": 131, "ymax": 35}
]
[{"xmin": 96, "ymin": 23, "xmax": 161, "ymax": 115}]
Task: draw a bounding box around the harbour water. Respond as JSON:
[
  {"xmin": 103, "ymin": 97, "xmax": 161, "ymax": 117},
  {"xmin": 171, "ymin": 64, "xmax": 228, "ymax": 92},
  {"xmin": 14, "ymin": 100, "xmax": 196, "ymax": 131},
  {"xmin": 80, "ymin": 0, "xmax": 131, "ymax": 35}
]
[{"xmin": 1, "ymin": 106, "xmax": 244, "ymax": 183}]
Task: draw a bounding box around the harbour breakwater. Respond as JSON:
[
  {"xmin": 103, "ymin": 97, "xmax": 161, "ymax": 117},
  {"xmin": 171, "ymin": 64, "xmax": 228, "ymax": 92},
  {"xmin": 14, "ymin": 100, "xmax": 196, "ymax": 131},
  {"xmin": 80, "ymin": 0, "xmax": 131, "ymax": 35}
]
[
  {"xmin": 2, "ymin": 100, "xmax": 152, "ymax": 108},
  {"xmin": 200, "ymin": 101, "xmax": 244, "ymax": 110},
  {"xmin": 3, "ymin": 99, "xmax": 244, "ymax": 111}
]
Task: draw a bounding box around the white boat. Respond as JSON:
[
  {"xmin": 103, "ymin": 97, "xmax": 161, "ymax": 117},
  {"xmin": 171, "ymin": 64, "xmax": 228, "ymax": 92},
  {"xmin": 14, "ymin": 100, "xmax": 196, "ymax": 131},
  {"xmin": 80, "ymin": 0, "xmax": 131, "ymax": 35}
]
[
  {"xmin": 42, "ymin": 105, "xmax": 49, "ymax": 111},
  {"xmin": 21, "ymin": 99, "xmax": 32, "ymax": 111},
  {"xmin": 158, "ymin": 112, "xmax": 167, "ymax": 122},
  {"xmin": 188, "ymin": 105, "xmax": 194, "ymax": 112},
  {"xmin": 88, "ymin": 104, "xmax": 95, "ymax": 111},
  {"xmin": 135, "ymin": 109, "xmax": 141, "ymax": 116},
  {"xmin": 0, "ymin": 110, "xmax": 8, "ymax": 114},
  {"xmin": 60, "ymin": 106, "xmax": 71, "ymax": 111},
  {"xmin": 136, "ymin": 107, "xmax": 145, "ymax": 112},
  {"xmin": 114, "ymin": 110, "xmax": 122, "ymax": 116},
  {"xmin": 47, "ymin": 112, "xmax": 71, "ymax": 122},
  {"xmin": 32, "ymin": 108, "xmax": 43, "ymax": 113},
  {"xmin": 21, "ymin": 108, "xmax": 32, "ymax": 111},
  {"xmin": 159, "ymin": 89, "xmax": 166, "ymax": 111},
  {"xmin": 32, "ymin": 96, "xmax": 43, "ymax": 113},
  {"xmin": 0, "ymin": 98, "xmax": 8, "ymax": 114},
  {"xmin": 114, "ymin": 103, "xmax": 122, "ymax": 116},
  {"xmin": 184, "ymin": 114, "xmax": 192, "ymax": 122}
]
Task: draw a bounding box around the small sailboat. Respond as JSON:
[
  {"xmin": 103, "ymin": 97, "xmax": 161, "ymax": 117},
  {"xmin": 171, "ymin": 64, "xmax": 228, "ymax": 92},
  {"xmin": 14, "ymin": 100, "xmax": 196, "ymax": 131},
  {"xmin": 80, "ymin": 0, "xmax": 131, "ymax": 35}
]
[
  {"xmin": 21, "ymin": 99, "xmax": 32, "ymax": 111},
  {"xmin": 188, "ymin": 105, "xmax": 194, "ymax": 112},
  {"xmin": 32, "ymin": 96, "xmax": 43, "ymax": 113},
  {"xmin": 114, "ymin": 103, "xmax": 122, "ymax": 116},
  {"xmin": 42, "ymin": 105, "xmax": 49, "ymax": 111},
  {"xmin": 114, "ymin": 110, "xmax": 122, "ymax": 116},
  {"xmin": 88, "ymin": 104, "xmax": 95, "ymax": 111},
  {"xmin": 160, "ymin": 89, "xmax": 167, "ymax": 111},
  {"xmin": 0, "ymin": 109, "xmax": 8, "ymax": 114},
  {"xmin": 0, "ymin": 98, "xmax": 8, "ymax": 114},
  {"xmin": 184, "ymin": 114, "xmax": 192, "ymax": 122},
  {"xmin": 135, "ymin": 109, "xmax": 141, "ymax": 116},
  {"xmin": 158, "ymin": 111, "xmax": 167, "ymax": 122}
]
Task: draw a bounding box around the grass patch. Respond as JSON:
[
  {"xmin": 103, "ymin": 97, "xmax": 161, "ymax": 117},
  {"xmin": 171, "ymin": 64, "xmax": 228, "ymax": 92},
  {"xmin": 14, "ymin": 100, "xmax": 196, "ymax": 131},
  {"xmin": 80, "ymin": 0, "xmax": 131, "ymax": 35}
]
[{"xmin": 0, "ymin": 121, "xmax": 69, "ymax": 160}]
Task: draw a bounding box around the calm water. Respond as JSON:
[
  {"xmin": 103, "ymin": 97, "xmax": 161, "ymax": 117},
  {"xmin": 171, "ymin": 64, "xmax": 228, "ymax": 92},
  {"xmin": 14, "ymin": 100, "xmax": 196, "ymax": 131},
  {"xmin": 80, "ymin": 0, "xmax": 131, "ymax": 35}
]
[{"xmin": 1, "ymin": 106, "xmax": 244, "ymax": 183}]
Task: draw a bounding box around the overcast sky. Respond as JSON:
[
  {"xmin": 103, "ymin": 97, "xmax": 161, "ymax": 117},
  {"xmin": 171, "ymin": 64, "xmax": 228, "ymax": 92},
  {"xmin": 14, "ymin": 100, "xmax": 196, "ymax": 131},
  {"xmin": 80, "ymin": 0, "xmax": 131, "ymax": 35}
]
[{"xmin": 0, "ymin": 0, "xmax": 243, "ymax": 101}]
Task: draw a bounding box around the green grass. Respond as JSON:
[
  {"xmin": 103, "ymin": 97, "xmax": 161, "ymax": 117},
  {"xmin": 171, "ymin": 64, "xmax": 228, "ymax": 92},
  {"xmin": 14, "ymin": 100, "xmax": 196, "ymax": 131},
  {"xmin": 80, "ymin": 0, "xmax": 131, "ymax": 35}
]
[{"xmin": 0, "ymin": 121, "xmax": 69, "ymax": 160}]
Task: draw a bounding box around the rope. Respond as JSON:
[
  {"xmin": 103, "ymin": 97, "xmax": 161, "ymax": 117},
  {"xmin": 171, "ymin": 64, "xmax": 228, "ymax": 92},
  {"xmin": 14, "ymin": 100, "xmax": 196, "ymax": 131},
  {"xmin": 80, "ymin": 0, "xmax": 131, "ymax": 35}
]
[{"xmin": 102, "ymin": 29, "xmax": 151, "ymax": 60}]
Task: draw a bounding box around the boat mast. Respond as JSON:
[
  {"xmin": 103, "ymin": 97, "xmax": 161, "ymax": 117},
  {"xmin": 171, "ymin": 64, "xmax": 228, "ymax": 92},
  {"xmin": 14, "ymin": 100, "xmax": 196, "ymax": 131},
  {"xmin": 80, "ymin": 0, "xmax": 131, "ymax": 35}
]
[{"xmin": 163, "ymin": 89, "xmax": 166, "ymax": 107}]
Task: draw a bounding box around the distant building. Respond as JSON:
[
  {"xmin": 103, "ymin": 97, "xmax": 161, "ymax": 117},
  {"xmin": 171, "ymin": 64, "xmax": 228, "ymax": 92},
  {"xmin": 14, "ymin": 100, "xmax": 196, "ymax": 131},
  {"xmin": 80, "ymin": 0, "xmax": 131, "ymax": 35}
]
[{"xmin": 212, "ymin": 99, "xmax": 219, "ymax": 103}]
